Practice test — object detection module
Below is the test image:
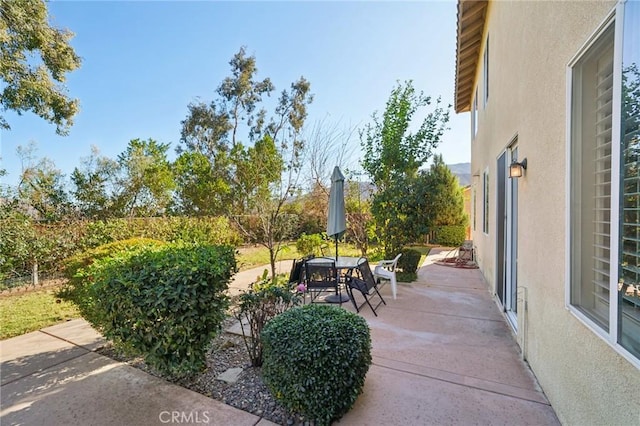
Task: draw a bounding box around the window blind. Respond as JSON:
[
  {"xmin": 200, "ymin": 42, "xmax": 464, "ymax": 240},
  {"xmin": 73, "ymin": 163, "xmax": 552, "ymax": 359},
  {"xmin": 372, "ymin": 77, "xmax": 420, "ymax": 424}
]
[{"xmin": 591, "ymin": 48, "xmax": 614, "ymax": 325}]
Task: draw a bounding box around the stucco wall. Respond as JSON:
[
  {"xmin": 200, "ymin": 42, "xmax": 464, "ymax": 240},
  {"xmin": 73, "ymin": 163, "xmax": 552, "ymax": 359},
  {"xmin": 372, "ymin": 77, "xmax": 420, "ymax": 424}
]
[{"xmin": 469, "ymin": 1, "xmax": 640, "ymax": 425}]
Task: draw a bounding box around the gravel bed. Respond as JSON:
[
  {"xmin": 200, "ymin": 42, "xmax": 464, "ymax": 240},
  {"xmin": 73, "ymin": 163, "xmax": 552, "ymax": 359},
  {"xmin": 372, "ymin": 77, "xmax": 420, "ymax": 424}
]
[{"xmin": 97, "ymin": 317, "xmax": 304, "ymax": 425}]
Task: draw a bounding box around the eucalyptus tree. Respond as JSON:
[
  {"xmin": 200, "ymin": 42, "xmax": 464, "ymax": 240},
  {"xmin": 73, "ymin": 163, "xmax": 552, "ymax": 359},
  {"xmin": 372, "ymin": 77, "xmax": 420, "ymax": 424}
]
[
  {"xmin": 15, "ymin": 142, "xmax": 71, "ymax": 222},
  {"xmin": 71, "ymin": 146, "xmax": 119, "ymax": 220},
  {"xmin": 177, "ymin": 47, "xmax": 313, "ymax": 279},
  {"xmin": 0, "ymin": 0, "xmax": 81, "ymax": 135},
  {"xmin": 360, "ymin": 80, "xmax": 450, "ymax": 255}
]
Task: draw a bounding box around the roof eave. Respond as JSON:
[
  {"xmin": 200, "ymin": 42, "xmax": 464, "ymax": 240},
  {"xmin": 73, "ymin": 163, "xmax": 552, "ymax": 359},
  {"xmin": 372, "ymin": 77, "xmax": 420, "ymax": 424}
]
[{"xmin": 454, "ymin": 0, "xmax": 488, "ymax": 113}]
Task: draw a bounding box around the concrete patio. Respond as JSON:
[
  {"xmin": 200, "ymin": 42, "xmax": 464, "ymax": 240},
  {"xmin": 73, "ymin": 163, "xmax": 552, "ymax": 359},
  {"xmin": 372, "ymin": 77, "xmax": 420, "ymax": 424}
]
[{"xmin": 1, "ymin": 248, "xmax": 559, "ymax": 425}]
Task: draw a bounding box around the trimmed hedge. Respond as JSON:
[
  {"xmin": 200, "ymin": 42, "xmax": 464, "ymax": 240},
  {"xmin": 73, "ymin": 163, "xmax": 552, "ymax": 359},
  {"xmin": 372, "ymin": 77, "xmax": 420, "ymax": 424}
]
[
  {"xmin": 63, "ymin": 238, "xmax": 166, "ymax": 282},
  {"xmin": 397, "ymin": 248, "xmax": 421, "ymax": 274},
  {"xmin": 431, "ymin": 225, "xmax": 466, "ymax": 247},
  {"xmin": 71, "ymin": 244, "xmax": 236, "ymax": 376},
  {"xmin": 1, "ymin": 214, "xmax": 241, "ymax": 284},
  {"xmin": 261, "ymin": 304, "xmax": 371, "ymax": 425}
]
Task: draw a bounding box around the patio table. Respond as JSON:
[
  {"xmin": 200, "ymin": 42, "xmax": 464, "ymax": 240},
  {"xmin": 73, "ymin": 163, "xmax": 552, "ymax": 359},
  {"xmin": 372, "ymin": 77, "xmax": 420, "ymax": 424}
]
[{"xmin": 305, "ymin": 257, "xmax": 362, "ymax": 303}]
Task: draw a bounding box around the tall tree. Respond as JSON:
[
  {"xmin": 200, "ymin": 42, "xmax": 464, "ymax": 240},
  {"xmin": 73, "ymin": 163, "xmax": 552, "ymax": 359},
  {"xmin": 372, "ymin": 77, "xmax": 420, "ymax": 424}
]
[
  {"xmin": 113, "ymin": 138, "xmax": 175, "ymax": 217},
  {"xmin": 0, "ymin": 0, "xmax": 81, "ymax": 135},
  {"xmin": 172, "ymin": 151, "xmax": 230, "ymax": 216},
  {"xmin": 345, "ymin": 178, "xmax": 374, "ymax": 256},
  {"xmin": 70, "ymin": 146, "xmax": 119, "ymax": 219},
  {"xmin": 360, "ymin": 80, "xmax": 450, "ymax": 255},
  {"xmin": 177, "ymin": 47, "xmax": 313, "ymax": 279},
  {"xmin": 16, "ymin": 142, "xmax": 71, "ymax": 222},
  {"xmin": 422, "ymin": 154, "xmax": 468, "ymax": 227}
]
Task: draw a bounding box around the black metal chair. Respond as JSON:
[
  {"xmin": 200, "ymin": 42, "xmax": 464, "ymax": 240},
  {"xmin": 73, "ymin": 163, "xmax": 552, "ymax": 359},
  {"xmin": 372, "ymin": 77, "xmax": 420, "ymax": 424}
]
[
  {"xmin": 345, "ymin": 258, "xmax": 387, "ymax": 316},
  {"xmin": 303, "ymin": 258, "xmax": 341, "ymax": 304}
]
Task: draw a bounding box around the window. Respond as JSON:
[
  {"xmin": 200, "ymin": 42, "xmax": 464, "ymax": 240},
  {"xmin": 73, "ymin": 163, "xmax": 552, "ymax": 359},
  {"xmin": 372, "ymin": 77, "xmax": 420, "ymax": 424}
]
[
  {"xmin": 473, "ymin": 186, "xmax": 477, "ymax": 231},
  {"xmin": 569, "ymin": 1, "xmax": 639, "ymax": 362},
  {"xmin": 483, "ymin": 169, "xmax": 489, "ymax": 234},
  {"xmin": 483, "ymin": 36, "xmax": 490, "ymax": 107},
  {"xmin": 472, "ymin": 87, "xmax": 478, "ymax": 138}
]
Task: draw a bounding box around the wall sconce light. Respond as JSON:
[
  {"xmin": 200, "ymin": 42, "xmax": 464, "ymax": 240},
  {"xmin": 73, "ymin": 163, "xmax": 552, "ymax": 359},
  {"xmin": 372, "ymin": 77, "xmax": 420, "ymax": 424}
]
[{"xmin": 509, "ymin": 158, "xmax": 527, "ymax": 178}]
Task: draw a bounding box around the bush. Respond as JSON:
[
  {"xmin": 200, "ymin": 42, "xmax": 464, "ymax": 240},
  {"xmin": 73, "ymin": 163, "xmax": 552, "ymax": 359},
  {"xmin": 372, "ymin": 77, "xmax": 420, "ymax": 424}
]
[
  {"xmin": 72, "ymin": 244, "xmax": 236, "ymax": 376},
  {"xmin": 63, "ymin": 237, "xmax": 166, "ymax": 282},
  {"xmin": 397, "ymin": 248, "xmax": 421, "ymax": 274},
  {"xmin": 431, "ymin": 225, "xmax": 466, "ymax": 247},
  {"xmin": 80, "ymin": 216, "xmax": 242, "ymax": 248},
  {"xmin": 295, "ymin": 233, "xmax": 325, "ymax": 257},
  {"xmin": 234, "ymin": 271, "xmax": 301, "ymax": 367},
  {"xmin": 261, "ymin": 304, "xmax": 371, "ymax": 425}
]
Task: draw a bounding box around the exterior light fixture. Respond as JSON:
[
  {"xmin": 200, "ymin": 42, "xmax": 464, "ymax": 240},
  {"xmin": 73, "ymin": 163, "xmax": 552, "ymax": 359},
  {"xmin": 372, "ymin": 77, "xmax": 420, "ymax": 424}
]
[{"xmin": 509, "ymin": 158, "xmax": 527, "ymax": 178}]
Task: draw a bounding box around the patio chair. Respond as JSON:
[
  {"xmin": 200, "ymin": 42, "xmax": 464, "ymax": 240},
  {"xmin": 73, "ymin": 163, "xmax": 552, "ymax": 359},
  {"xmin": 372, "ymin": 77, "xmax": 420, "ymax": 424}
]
[
  {"xmin": 345, "ymin": 258, "xmax": 387, "ymax": 316},
  {"xmin": 373, "ymin": 253, "xmax": 402, "ymax": 300},
  {"xmin": 288, "ymin": 255, "xmax": 314, "ymax": 287},
  {"xmin": 303, "ymin": 258, "xmax": 341, "ymax": 304}
]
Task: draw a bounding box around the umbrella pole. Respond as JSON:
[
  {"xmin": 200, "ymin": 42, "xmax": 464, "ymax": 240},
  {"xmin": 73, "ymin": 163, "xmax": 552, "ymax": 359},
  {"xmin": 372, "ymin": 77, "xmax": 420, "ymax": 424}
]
[{"xmin": 335, "ymin": 236, "xmax": 339, "ymax": 261}]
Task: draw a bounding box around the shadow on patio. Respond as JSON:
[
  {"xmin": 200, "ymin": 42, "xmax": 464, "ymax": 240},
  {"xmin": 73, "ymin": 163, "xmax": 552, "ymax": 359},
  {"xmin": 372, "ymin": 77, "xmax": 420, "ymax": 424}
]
[{"xmin": 338, "ymin": 247, "xmax": 560, "ymax": 425}]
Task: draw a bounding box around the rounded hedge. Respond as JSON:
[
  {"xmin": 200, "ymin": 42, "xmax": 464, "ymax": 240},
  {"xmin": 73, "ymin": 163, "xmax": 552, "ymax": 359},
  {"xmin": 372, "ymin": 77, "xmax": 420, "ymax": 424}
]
[
  {"xmin": 261, "ymin": 304, "xmax": 371, "ymax": 425},
  {"xmin": 69, "ymin": 243, "xmax": 235, "ymax": 376},
  {"xmin": 398, "ymin": 248, "xmax": 422, "ymax": 274}
]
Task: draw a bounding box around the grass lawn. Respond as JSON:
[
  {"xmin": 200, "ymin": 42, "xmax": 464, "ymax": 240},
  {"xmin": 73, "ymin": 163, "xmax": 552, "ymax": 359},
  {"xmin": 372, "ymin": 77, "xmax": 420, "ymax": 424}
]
[
  {"xmin": 237, "ymin": 243, "xmax": 432, "ymax": 282},
  {"xmin": 0, "ymin": 288, "xmax": 80, "ymax": 340},
  {"xmin": 236, "ymin": 242, "xmax": 370, "ymax": 270}
]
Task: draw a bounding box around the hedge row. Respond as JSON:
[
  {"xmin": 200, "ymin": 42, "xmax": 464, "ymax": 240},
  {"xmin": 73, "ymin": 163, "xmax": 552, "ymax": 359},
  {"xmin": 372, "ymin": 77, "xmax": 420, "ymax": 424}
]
[{"xmin": 0, "ymin": 215, "xmax": 240, "ymax": 284}]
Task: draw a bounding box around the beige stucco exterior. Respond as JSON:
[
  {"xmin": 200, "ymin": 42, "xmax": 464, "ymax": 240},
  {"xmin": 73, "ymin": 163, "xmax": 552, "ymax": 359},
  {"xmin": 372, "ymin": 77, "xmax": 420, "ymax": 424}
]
[{"xmin": 459, "ymin": 1, "xmax": 640, "ymax": 425}]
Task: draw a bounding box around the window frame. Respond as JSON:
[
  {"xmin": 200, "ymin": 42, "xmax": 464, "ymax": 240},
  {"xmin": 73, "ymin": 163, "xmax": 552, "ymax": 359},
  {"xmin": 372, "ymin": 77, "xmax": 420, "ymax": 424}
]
[
  {"xmin": 483, "ymin": 168, "xmax": 490, "ymax": 235},
  {"xmin": 483, "ymin": 35, "xmax": 490, "ymax": 108},
  {"xmin": 472, "ymin": 86, "xmax": 479, "ymax": 139},
  {"xmin": 565, "ymin": 1, "xmax": 639, "ymax": 369}
]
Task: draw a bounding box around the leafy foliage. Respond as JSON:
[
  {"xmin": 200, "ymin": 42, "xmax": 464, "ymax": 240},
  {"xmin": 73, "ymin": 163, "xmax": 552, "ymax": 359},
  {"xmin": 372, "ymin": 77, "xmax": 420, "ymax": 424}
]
[
  {"xmin": 261, "ymin": 304, "xmax": 371, "ymax": 426},
  {"xmin": 431, "ymin": 225, "xmax": 467, "ymax": 247},
  {"xmin": 234, "ymin": 271, "xmax": 300, "ymax": 367},
  {"xmin": 62, "ymin": 237, "xmax": 166, "ymax": 283},
  {"xmin": 0, "ymin": 213, "xmax": 240, "ymax": 286},
  {"xmin": 176, "ymin": 47, "xmax": 313, "ymax": 280},
  {"xmin": 112, "ymin": 138, "xmax": 176, "ymax": 217},
  {"xmin": 70, "ymin": 244, "xmax": 236, "ymax": 376},
  {"xmin": 345, "ymin": 179, "xmax": 375, "ymax": 256},
  {"xmin": 0, "ymin": 203, "xmax": 85, "ymax": 284},
  {"xmin": 71, "ymin": 146, "xmax": 119, "ymax": 220},
  {"xmin": 15, "ymin": 142, "xmax": 73, "ymax": 222},
  {"xmin": 360, "ymin": 81, "xmax": 450, "ymax": 255},
  {"xmin": 397, "ymin": 248, "xmax": 422, "ymax": 274},
  {"xmin": 361, "ymin": 80, "xmax": 449, "ymax": 190},
  {"xmin": 422, "ymin": 155, "xmax": 468, "ymax": 227},
  {"xmin": 0, "ymin": 0, "xmax": 81, "ymax": 135},
  {"xmin": 295, "ymin": 233, "xmax": 325, "ymax": 257},
  {"xmin": 0, "ymin": 205, "xmax": 36, "ymax": 283}
]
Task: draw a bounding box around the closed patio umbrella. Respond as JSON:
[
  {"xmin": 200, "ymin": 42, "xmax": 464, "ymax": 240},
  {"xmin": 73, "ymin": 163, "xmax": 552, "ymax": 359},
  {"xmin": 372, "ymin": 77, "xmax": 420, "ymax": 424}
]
[{"xmin": 327, "ymin": 166, "xmax": 346, "ymax": 260}]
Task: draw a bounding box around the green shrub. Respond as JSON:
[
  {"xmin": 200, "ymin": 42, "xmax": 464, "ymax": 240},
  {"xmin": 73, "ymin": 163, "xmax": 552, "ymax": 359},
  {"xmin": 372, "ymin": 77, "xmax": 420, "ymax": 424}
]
[
  {"xmin": 295, "ymin": 233, "xmax": 324, "ymax": 257},
  {"xmin": 80, "ymin": 217, "xmax": 242, "ymax": 248},
  {"xmin": 262, "ymin": 304, "xmax": 371, "ymax": 425},
  {"xmin": 63, "ymin": 237, "xmax": 166, "ymax": 281},
  {"xmin": 397, "ymin": 248, "xmax": 421, "ymax": 274},
  {"xmin": 234, "ymin": 271, "xmax": 301, "ymax": 367},
  {"xmin": 73, "ymin": 244, "xmax": 236, "ymax": 376},
  {"xmin": 431, "ymin": 225, "xmax": 466, "ymax": 247}
]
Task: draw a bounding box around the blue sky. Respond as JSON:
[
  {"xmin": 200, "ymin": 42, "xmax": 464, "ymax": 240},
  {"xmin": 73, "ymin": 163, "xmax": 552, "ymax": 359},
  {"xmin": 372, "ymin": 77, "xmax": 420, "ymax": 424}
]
[{"xmin": 0, "ymin": 0, "xmax": 470, "ymax": 188}]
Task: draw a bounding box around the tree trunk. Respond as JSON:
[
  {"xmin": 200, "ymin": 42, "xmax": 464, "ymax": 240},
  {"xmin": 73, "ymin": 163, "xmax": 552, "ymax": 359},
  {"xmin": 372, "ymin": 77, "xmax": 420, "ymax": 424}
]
[{"xmin": 32, "ymin": 261, "xmax": 39, "ymax": 286}]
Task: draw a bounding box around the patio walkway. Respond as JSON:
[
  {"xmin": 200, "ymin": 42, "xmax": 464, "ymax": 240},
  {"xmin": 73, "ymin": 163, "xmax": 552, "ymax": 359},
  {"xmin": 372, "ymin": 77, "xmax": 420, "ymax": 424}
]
[
  {"xmin": 0, "ymin": 248, "xmax": 559, "ymax": 425},
  {"xmin": 338, "ymin": 247, "xmax": 559, "ymax": 425}
]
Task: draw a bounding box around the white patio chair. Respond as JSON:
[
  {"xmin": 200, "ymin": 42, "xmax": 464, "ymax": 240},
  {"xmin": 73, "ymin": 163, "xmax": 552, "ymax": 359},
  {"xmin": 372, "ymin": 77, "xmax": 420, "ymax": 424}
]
[{"xmin": 373, "ymin": 253, "xmax": 402, "ymax": 300}]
